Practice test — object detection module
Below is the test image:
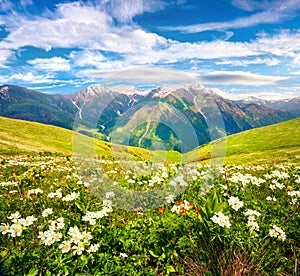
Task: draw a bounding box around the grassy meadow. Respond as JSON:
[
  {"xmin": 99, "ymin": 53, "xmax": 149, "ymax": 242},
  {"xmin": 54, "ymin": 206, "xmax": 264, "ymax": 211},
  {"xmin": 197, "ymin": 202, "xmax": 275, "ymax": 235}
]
[{"xmin": 0, "ymin": 116, "xmax": 299, "ymax": 275}]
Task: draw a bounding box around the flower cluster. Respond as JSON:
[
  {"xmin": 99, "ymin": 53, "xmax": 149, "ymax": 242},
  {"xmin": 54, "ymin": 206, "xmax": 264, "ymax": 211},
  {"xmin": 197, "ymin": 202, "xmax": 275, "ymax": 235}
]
[
  {"xmin": 0, "ymin": 211, "xmax": 37, "ymax": 237},
  {"xmin": 47, "ymin": 188, "xmax": 63, "ymax": 198},
  {"xmin": 170, "ymin": 199, "xmax": 197, "ymax": 215},
  {"xmin": 269, "ymin": 225, "xmax": 286, "ymax": 241},
  {"xmin": 211, "ymin": 211, "xmax": 231, "ymax": 228},
  {"xmin": 27, "ymin": 188, "xmax": 44, "ymax": 195},
  {"xmin": 62, "ymin": 192, "xmax": 80, "ymax": 201},
  {"xmin": 228, "ymin": 196, "xmax": 244, "ymax": 211},
  {"xmin": 82, "ymin": 199, "xmax": 113, "ymax": 225},
  {"xmin": 287, "ymin": 190, "xmax": 300, "ymax": 205},
  {"xmin": 244, "ymin": 209, "xmax": 260, "ymax": 232},
  {"xmin": 228, "ymin": 172, "xmax": 265, "ymax": 188}
]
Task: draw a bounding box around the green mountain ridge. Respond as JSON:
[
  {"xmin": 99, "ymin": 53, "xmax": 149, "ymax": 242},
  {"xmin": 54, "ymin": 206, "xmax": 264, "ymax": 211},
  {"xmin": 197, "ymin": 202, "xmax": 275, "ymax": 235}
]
[{"xmin": 0, "ymin": 84, "xmax": 295, "ymax": 153}]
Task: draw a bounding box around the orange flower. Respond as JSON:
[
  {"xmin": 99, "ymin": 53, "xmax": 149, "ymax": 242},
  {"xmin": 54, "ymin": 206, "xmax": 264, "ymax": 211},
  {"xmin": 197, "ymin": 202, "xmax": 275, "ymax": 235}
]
[
  {"xmin": 180, "ymin": 208, "xmax": 187, "ymax": 215},
  {"xmin": 187, "ymin": 202, "xmax": 194, "ymax": 208},
  {"xmin": 158, "ymin": 207, "xmax": 166, "ymax": 214},
  {"xmin": 194, "ymin": 209, "xmax": 200, "ymax": 214},
  {"xmin": 177, "ymin": 199, "xmax": 184, "ymax": 206}
]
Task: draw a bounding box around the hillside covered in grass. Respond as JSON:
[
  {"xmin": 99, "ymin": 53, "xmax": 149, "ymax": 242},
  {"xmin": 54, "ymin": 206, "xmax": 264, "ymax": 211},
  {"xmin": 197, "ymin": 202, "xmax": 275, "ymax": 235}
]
[
  {"xmin": 185, "ymin": 117, "xmax": 300, "ymax": 165},
  {"xmin": 1, "ymin": 115, "xmax": 299, "ymax": 165},
  {"xmin": 0, "ymin": 116, "xmax": 152, "ymax": 161}
]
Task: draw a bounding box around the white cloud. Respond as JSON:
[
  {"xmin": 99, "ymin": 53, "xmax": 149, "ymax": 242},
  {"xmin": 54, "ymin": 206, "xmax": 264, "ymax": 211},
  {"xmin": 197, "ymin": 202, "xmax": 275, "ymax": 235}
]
[
  {"xmin": 70, "ymin": 50, "xmax": 107, "ymax": 67},
  {"xmin": 4, "ymin": 72, "xmax": 55, "ymax": 84},
  {"xmin": 0, "ymin": 49, "xmax": 14, "ymax": 67},
  {"xmin": 199, "ymin": 71, "xmax": 289, "ymax": 85},
  {"xmin": 216, "ymin": 57, "xmax": 280, "ymax": 66},
  {"xmin": 211, "ymin": 87, "xmax": 295, "ymax": 100},
  {"xmin": 20, "ymin": 0, "xmax": 33, "ymax": 8},
  {"xmin": 290, "ymin": 70, "xmax": 300, "ymax": 75},
  {"xmin": 105, "ymin": 67, "xmax": 194, "ymax": 84},
  {"xmin": 0, "ymin": 2, "xmax": 166, "ymax": 55},
  {"xmin": 28, "ymin": 57, "xmax": 70, "ymax": 71},
  {"xmin": 165, "ymin": 10, "xmax": 284, "ymax": 33},
  {"xmin": 101, "ymin": 0, "xmax": 166, "ymax": 23},
  {"xmin": 165, "ymin": 0, "xmax": 300, "ymax": 33},
  {"xmin": 231, "ymin": 0, "xmax": 273, "ymax": 12},
  {"xmin": 0, "ymin": 0, "xmax": 13, "ymax": 11},
  {"xmin": 0, "ymin": 0, "xmax": 300, "ymax": 93}
]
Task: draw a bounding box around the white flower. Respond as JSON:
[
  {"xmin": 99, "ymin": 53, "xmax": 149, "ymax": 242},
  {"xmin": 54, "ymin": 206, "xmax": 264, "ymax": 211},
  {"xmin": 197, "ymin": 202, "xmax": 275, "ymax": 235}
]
[
  {"xmin": 22, "ymin": 215, "xmax": 37, "ymax": 226},
  {"xmin": 9, "ymin": 224, "xmax": 22, "ymax": 237},
  {"xmin": 42, "ymin": 208, "xmax": 53, "ymax": 218},
  {"xmin": 8, "ymin": 211, "xmax": 20, "ymax": 220},
  {"xmin": 103, "ymin": 199, "xmax": 112, "ymax": 209},
  {"xmin": 269, "ymin": 228, "xmax": 278, "ymax": 238},
  {"xmin": 170, "ymin": 205, "xmax": 180, "ymax": 213},
  {"xmin": 56, "ymin": 218, "xmax": 65, "ymax": 229},
  {"xmin": 72, "ymin": 242, "xmax": 84, "ymax": 255},
  {"xmin": 120, "ymin": 252, "xmax": 128, "ymax": 258},
  {"xmin": 62, "ymin": 192, "xmax": 80, "ymax": 201},
  {"xmin": 228, "ymin": 196, "xmax": 244, "ymax": 211},
  {"xmin": 48, "ymin": 188, "xmax": 62, "ymax": 198},
  {"xmin": 246, "ymin": 215, "xmax": 259, "ymax": 232},
  {"xmin": 68, "ymin": 225, "xmax": 80, "ymax": 235},
  {"xmin": 269, "ymin": 225, "xmax": 286, "ymax": 241},
  {"xmin": 71, "ymin": 233, "xmax": 83, "ymax": 244},
  {"xmin": 165, "ymin": 194, "xmax": 174, "ymax": 204},
  {"xmin": 244, "ymin": 209, "xmax": 261, "ymax": 217},
  {"xmin": 0, "ymin": 223, "xmax": 10, "ymax": 234},
  {"xmin": 161, "ymin": 171, "xmax": 168, "ymax": 178},
  {"xmin": 59, "ymin": 241, "xmax": 72, "ymax": 253},
  {"xmin": 88, "ymin": 243, "xmax": 99, "ymax": 253},
  {"xmin": 211, "ymin": 212, "xmax": 231, "ymax": 228},
  {"xmin": 82, "ymin": 231, "xmax": 93, "ymax": 243},
  {"xmin": 27, "ymin": 188, "xmax": 43, "ymax": 195}
]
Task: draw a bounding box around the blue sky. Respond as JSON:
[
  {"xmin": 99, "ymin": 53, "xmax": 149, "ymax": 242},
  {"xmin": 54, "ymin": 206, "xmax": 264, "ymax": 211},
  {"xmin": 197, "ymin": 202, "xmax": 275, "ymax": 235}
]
[{"xmin": 0, "ymin": 0, "xmax": 300, "ymax": 99}]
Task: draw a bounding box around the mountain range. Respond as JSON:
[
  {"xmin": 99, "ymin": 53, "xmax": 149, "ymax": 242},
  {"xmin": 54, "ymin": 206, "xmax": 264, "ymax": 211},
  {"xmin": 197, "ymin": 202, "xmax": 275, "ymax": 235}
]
[
  {"xmin": 237, "ymin": 96, "xmax": 300, "ymax": 117},
  {"xmin": 0, "ymin": 84, "xmax": 296, "ymax": 152}
]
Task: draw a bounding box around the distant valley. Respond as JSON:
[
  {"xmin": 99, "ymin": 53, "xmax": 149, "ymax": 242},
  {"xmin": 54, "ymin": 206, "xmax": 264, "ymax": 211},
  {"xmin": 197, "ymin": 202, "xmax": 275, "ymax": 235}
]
[{"xmin": 0, "ymin": 84, "xmax": 297, "ymax": 152}]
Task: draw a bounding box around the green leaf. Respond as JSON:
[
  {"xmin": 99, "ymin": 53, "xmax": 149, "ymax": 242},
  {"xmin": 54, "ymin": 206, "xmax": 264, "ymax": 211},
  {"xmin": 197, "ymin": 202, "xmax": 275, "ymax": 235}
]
[
  {"xmin": 75, "ymin": 201, "xmax": 86, "ymax": 212},
  {"xmin": 26, "ymin": 269, "xmax": 39, "ymax": 276},
  {"xmin": 166, "ymin": 265, "xmax": 176, "ymax": 273},
  {"xmin": 149, "ymin": 250, "xmax": 159, "ymax": 258}
]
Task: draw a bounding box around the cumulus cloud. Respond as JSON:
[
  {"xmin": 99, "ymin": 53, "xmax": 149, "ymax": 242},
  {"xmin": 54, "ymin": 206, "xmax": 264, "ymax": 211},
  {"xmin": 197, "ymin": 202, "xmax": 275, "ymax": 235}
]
[
  {"xmin": 0, "ymin": 1, "xmax": 166, "ymax": 55},
  {"xmin": 0, "ymin": 0, "xmax": 299, "ymax": 95},
  {"xmin": 100, "ymin": 0, "xmax": 167, "ymax": 23},
  {"xmin": 70, "ymin": 50, "xmax": 107, "ymax": 67},
  {"xmin": 199, "ymin": 71, "xmax": 289, "ymax": 85}
]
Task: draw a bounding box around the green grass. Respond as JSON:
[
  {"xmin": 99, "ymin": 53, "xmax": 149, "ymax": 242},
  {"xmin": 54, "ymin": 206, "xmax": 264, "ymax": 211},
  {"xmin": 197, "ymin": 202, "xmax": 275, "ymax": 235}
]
[
  {"xmin": 1, "ymin": 115, "xmax": 300, "ymax": 165},
  {"xmin": 185, "ymin": 117, "xmax": 300, "ymax": 165},
  {"xmin": 0, "ymin": 116, "xmax": 150, "ymax": 160}
]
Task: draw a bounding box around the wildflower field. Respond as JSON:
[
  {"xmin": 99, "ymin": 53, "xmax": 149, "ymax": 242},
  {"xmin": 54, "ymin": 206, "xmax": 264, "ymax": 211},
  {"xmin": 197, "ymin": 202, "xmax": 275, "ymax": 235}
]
[{"xmin": 0, "ymin": 153, "xmax": 299, "ymax": 275}]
